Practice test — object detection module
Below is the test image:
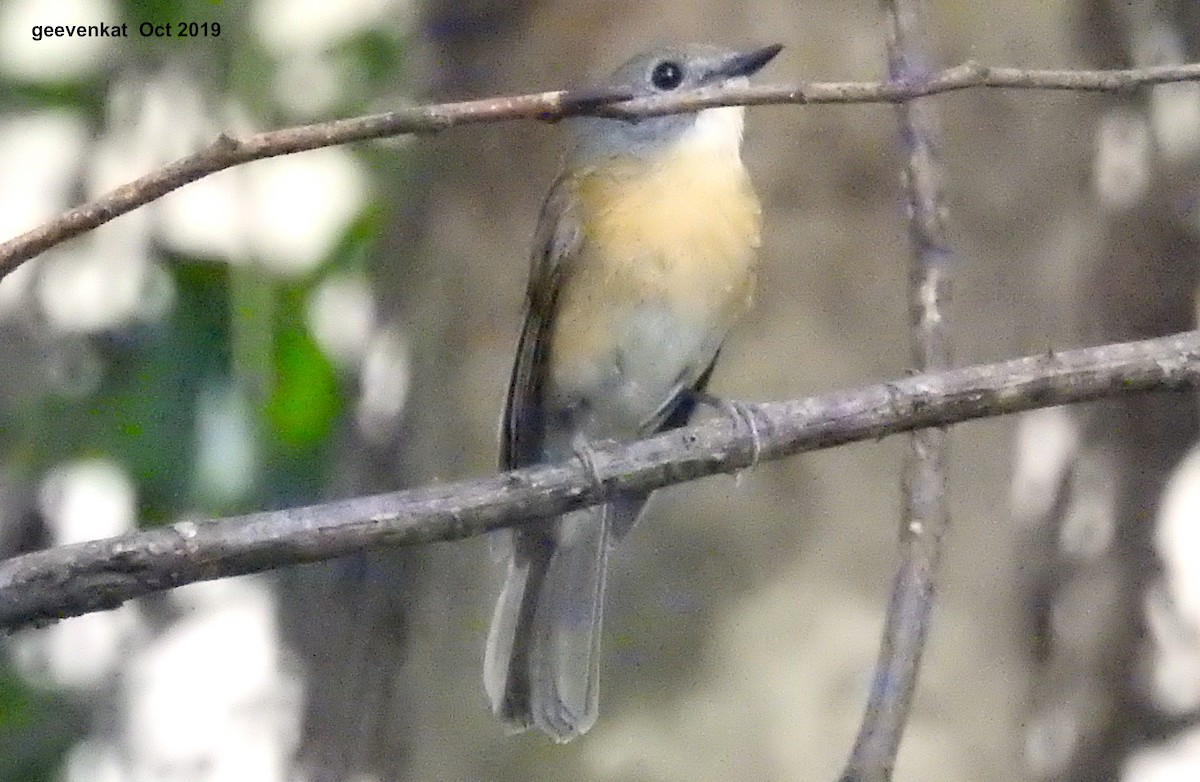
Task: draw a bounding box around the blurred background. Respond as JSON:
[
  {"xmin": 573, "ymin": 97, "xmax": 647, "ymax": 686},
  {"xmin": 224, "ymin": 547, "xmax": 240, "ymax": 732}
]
[{"xmin": 1, "ymin": 0, "xmax": 1199, "ymax": 780}]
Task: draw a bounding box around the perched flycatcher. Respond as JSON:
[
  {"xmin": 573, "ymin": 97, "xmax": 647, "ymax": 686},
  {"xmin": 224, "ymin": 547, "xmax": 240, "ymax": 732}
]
[{"xmin": 485, "ymin": 43, "xmax": 781, "ymax": 742}]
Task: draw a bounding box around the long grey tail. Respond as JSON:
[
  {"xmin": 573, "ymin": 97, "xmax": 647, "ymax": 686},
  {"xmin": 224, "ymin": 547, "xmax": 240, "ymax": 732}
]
[{"xmin": 484, "ymin": 505, "xmax": 611, "ymax": 742}]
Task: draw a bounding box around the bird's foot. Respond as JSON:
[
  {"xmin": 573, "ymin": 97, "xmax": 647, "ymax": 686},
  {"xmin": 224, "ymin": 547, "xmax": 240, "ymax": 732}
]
[
  {"xmin": 693, "ymin": 392, "xmax": 763, "ymax": 473},
  {"xmin": 570, "ymin": 432, "xmax": 605, "ymax": 493}
]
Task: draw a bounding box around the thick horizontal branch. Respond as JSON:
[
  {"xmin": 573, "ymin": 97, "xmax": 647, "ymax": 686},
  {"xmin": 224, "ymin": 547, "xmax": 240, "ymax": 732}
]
[
  {"xmin": 3, "ymin": 60, "xmax": 1200, "ymax": 275},
  {"xmin": 1, "ymin": 331, "xmax": 1198, "ymax": 631}
]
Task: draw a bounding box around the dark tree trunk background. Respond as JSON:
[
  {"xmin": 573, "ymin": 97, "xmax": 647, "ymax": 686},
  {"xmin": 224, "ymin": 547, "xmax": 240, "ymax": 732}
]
[{"xmin": 1015, "ymin": 1, "xmax": 1200, "ymax": 780}]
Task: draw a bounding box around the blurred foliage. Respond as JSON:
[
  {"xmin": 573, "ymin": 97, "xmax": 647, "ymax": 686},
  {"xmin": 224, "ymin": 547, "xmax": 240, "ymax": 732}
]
[
  {"xmin": 0, "ymin": 669, "xmax": 85, "ymax": 782},
  {"xmin": 0, "ymin": 0, "xmax": 411, "ymax": 777}
]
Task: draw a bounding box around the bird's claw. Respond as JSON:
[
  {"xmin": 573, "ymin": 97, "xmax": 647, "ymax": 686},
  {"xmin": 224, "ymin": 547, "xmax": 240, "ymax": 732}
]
[
  {"xmin": 692, "ymin": 392, "xmax": 763, "ymax": 473},
  {"xmin": 571, "ymin": 432, "xmax": 605, "ymax": 492}
]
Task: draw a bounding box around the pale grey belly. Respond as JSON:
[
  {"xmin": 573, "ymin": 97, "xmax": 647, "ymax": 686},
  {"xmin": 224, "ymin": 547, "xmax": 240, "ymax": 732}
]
[{"xmin": 546, "ymin": 303, "xmax": 724, "ymax": 457}]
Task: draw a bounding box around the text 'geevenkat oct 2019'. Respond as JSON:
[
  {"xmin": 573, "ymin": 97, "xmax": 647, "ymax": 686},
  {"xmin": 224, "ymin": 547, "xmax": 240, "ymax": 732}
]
[{"xmin": 31, "ymin": 21, "xmax": 220, "ymax": 41}]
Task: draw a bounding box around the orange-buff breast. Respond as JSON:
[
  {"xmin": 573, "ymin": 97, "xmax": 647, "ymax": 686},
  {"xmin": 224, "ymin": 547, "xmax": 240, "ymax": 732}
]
[
  {"xmin": 567, "ymin": 148, "xmax": 761, "ymax": 318},
  {"xmin": 547, "ymin": 145, "xmax": 761, "ymax": 432}
]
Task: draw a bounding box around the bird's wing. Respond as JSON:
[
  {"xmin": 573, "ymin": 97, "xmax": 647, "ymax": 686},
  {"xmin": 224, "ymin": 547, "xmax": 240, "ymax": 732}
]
[{"xmin": 501, "ymin": 171, "xmax": 584, "ymax": 470}]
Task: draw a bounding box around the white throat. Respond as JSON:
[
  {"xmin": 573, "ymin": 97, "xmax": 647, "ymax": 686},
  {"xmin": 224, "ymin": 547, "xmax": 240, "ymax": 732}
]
[{"xmin": 684, "ymin": 105, "xmax": 746, "ymax": 161}]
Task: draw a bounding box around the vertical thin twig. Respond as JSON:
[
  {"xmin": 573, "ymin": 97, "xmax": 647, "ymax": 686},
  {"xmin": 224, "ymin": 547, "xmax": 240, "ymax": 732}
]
[{"xmin": 840, "ymin": 0, "xmax": 954, "ymax": 780}]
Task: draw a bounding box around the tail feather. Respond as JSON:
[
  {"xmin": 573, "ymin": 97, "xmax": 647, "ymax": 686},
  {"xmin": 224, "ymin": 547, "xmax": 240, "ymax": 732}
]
[{"xmin": 484, "ymin": 506, "xmax": 610, "ymax": 742}]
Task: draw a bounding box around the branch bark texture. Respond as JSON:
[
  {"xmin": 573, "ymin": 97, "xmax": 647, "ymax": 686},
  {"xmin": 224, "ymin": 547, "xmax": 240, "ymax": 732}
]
[
  {"xmin": 4, "ymin": 61, "xmax": 1200, "ymax": 276},
  {"xmin": 0, "ymin": 332, "xmax": 1197, "ymax": 631},
  {"xmin": 841, "ymin": 1, "xmax": 955, "ymax": 780}
]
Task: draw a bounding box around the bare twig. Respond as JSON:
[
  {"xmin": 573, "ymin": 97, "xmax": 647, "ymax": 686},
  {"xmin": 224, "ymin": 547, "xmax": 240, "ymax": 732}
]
[
  {"xmin": 0, "ymin": 332, "xmax": 1198, "ymax": 631},
  {"xmin": 841, "ymin": 2, "xmax": 955, "ymax": 780},
  {"xmin": 3, "ymin": 61, "xmax": 1200, "ymax": 276}
]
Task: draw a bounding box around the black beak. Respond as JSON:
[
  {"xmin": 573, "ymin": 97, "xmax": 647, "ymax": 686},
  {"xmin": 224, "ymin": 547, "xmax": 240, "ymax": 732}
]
[{"xmin": 716, "ymin": 44, "xmax": 783, "ymax": 78}]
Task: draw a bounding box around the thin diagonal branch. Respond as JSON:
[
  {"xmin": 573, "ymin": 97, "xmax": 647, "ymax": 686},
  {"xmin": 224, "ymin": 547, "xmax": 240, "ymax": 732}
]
[
  {"xmin": 1, "ymin": 331, "xmax": 1199, "ymax": 632},
  {"xmin": 4, "ymin": 61, "xmax": 1200, "ymax": 276},
  {"xmin": 842, "ymin": 1, "xmax": 955, "ymax": 780}
]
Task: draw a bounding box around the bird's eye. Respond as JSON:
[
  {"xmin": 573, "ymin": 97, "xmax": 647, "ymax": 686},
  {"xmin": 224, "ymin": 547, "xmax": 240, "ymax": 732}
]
[{"xmin": 650, "ymin": 61, "xmax": 684, "ymax": 90}]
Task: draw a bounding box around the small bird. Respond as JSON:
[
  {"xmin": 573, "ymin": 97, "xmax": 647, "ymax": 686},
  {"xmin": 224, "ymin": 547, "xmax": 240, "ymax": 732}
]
[{"xmin": 485, "ymin": 43, "xmax": 781, "ymax": 742}]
